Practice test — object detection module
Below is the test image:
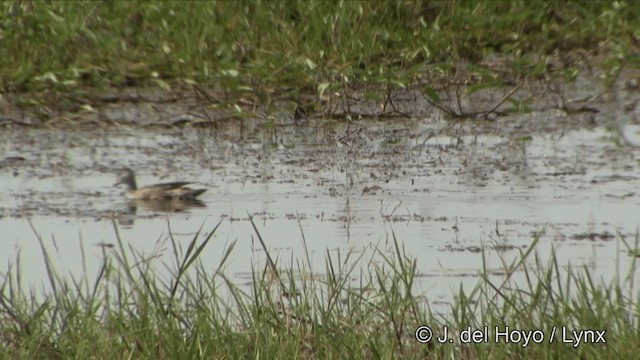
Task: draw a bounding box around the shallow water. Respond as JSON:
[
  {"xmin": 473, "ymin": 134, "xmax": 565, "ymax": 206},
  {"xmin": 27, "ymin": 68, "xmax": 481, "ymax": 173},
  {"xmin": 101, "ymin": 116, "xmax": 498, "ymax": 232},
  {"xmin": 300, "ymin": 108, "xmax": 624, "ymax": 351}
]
[{"xmin": 1, "ymin": 113, "xmax": 640, "ymax": 312}]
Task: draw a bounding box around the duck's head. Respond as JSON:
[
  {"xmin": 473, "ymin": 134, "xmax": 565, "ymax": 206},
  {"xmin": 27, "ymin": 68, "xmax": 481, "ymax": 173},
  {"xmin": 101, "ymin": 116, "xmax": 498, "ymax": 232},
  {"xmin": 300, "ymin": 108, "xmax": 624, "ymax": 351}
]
[{"xmin": 114, "ymin": 168, "xmax": 137, "ymax": 190}]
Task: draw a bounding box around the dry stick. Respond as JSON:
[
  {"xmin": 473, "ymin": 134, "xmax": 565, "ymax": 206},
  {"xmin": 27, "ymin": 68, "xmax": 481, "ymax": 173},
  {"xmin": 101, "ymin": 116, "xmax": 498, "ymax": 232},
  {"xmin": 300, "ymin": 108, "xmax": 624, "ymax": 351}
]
[
  {"xmin": 192, "ymin": 84, "xmax": 215, "ymax": 103},
  {"xmin": 342, "ymin": 77, "xmax": 352, "ymax": 116},
  {"xmin": 557, "ymin": 89, "xmax": 601, "ymax": 114},
  {"xmin": 192, "ymin": 85, "xmax": 222, "ymax": 125},
  {"xmin": 329, "ymin": 85, "xmax": 410, "ymax": 119},
  {"xmin": 383, "ymin": 85, "xmax": 390, "ymax": 111},
  {"xmin": 423, "ymin": 90, "xmax": 462, "ymax": 118},
  {"xmin": 384, "ymin": 88, "xmax": 411, "ymax": 118},
  {"xmin": 425, "ymin": 81, "xmax": 525, "ymax": 118},
  {"xmin": 480, "ymin": 81, "xmax": 525, "ymax": 116},
  {"xmin": 455, "ymin": 86, "xmax": 463, "ymax": 116},
  {"xmin": 337, "ymin": 127, "xmax": 362, "ymax": 145}
]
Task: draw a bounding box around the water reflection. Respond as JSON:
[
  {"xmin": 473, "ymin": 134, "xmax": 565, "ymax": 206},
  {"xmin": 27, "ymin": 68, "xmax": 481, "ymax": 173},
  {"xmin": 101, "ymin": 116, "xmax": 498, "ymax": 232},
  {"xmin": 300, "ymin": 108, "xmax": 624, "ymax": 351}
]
[{"xmin": 117, "ymin": 198, "xmax": 206, "ymax": 227}]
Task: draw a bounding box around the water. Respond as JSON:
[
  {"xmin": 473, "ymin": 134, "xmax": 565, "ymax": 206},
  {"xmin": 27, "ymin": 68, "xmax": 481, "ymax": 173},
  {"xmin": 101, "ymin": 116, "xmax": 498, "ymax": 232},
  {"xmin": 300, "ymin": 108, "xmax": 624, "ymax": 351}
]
[{"xmin": 2, "ymin": 118, "xmax": 639, "ymax": 312}]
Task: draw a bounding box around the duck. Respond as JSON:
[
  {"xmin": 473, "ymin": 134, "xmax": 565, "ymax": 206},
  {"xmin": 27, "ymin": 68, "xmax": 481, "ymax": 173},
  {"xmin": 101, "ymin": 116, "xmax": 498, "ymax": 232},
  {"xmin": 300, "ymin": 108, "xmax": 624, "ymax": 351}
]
[{"xmin": 114, "ymin": 168, "xmax": 206, "ymax": 200}]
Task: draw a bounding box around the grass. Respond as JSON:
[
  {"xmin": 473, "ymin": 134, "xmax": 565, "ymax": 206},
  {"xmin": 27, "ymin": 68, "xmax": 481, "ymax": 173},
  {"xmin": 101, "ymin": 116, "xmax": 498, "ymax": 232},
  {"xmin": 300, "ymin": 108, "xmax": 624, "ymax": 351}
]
[
  {"xmin": 3, "ymin": 1, "xmax": 639, "ymax": 357},
  {"xmin": 1, "ymin": 217, "xmax": 638, "ymax": 359},
  {"xmin": 2, "ymin": 1, "xmax": 639, "ymax": 117}
]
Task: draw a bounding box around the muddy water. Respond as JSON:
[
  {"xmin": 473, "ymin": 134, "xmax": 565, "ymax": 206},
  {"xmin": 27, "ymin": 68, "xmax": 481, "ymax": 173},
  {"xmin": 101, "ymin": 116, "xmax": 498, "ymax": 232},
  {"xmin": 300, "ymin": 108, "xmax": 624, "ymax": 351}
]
[{"xmin": 1, "ymin": 111, "xmax": 640, "ymax": 311}]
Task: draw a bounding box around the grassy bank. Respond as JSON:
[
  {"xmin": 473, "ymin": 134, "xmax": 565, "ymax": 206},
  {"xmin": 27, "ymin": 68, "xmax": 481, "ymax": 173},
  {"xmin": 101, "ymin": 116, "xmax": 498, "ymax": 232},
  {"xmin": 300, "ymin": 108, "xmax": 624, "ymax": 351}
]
[
  {"xmin": 0, "ymin": 219, "xmax": 638, "ymax": 359},
  {"xmin": 1, "ymin": 1, "xmax": 638, "ymax": 100}
]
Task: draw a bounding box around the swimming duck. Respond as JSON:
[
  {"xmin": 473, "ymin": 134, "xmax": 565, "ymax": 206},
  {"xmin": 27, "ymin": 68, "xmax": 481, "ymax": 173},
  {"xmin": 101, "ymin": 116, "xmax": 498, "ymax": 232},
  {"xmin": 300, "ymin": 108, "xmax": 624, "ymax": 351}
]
[{"xmin": 114, "ymin": 168, "xmax": 206, "ymax": 200}]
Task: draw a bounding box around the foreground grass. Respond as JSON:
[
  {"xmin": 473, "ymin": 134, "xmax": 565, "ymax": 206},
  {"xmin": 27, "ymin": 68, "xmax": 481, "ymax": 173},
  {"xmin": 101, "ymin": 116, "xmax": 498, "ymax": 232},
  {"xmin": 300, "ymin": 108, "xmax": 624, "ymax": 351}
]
[
  {"xmin": 1, "ymin": 1, "xmax": 638, "ymax": 109},
  {"xmin": 0, "ymin": 218, "xmax": 638, "ymax": 359}
]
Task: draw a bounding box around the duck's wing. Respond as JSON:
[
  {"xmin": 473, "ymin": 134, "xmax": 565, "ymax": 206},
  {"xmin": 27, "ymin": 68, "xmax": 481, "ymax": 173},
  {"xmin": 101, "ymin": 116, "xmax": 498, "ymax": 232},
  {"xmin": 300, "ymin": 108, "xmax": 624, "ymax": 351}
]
[
  {"xmin": 166, "ymin": 187, "xmax": 207, "ymax": 200},
  {"xmin": 129, "ymin": 182, "xmax": 194, "ymax": 200},
  {"xmin": 142, "ymin": 181, "xmax": 194, "ymax": 191}
]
